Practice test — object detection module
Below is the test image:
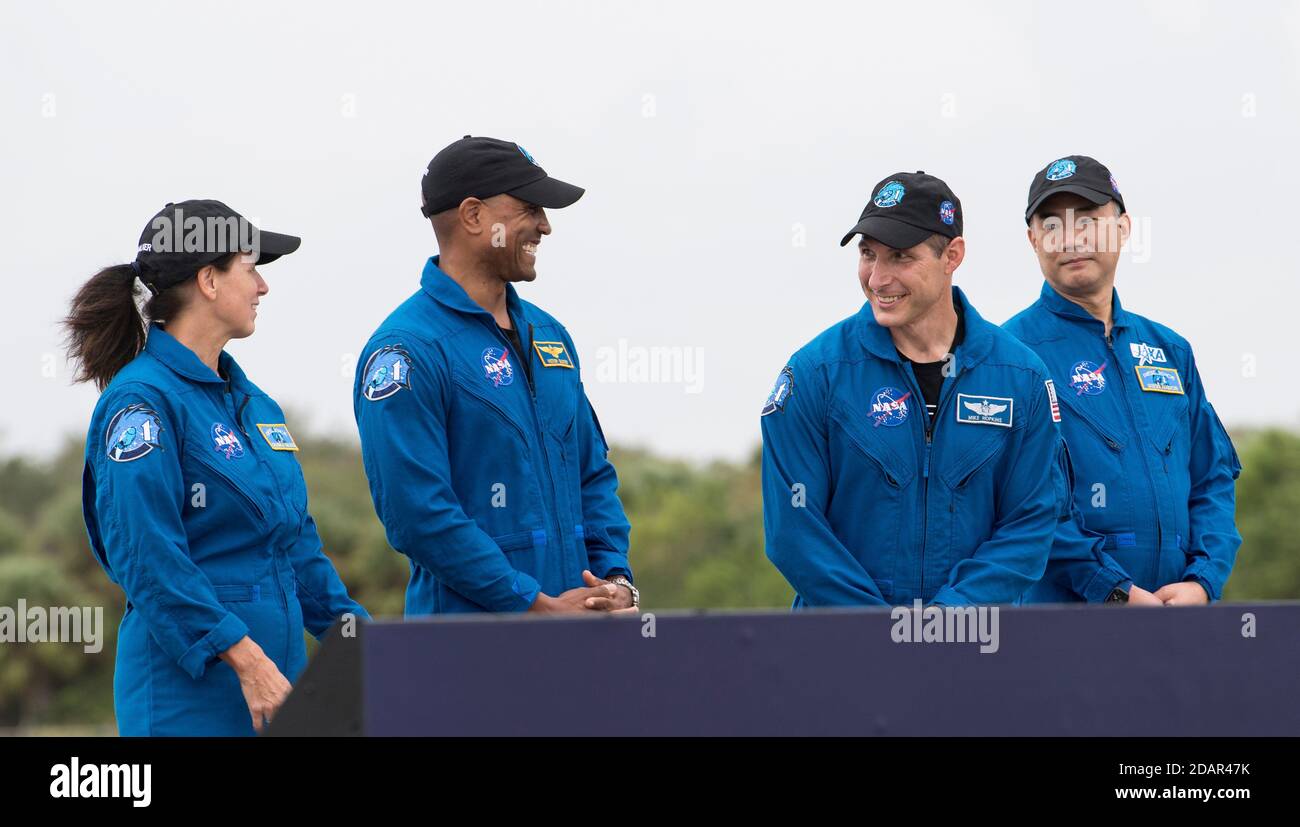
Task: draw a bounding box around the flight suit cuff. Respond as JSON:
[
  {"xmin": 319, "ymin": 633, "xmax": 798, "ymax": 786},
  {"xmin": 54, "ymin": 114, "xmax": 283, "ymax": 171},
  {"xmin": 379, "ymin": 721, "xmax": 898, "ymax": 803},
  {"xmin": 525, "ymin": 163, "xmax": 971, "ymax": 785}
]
[
  {"xmin": 178, "ymin": 612, "xmax": 250, "ymax": 680},
  {"xmin": 508, "ymin": 572, "xmax": 542, "ymax": 613},
  {"xmin": 585, "ymin": 544, "xmax": 631, "ymax": 582},
  {"xmin": 929, "ymin": 586, "xmax": 972, "ymax": 607},
  {"xmin": 1181, "ymin": 567, "xmax": 1219, "ymax": 603},
  {"xmin": 1081, "ymin": 566, "xmax": 1132, "ymax": 604}
]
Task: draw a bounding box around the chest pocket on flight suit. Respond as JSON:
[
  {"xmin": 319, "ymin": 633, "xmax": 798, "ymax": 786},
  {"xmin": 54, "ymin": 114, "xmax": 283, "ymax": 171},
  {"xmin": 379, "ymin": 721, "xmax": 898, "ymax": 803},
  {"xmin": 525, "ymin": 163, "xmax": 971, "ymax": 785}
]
[
  {"xmin": 939, "ymin": 424, "xmax": 1014, "ymax": 565},
  {"xmin": 1139, "ymin": 379, "xmax": 1192, "ymax": 574},
  {"xmin": 180, "ymin": 422, "xmax": 284, "ymax": 614},
  {"xmin": 827, "ymin": 402, "xmax": 914, "ymax": 597},
  {"xmin": 536, "ymin": 362, "xmax": 580, "ymax": 458},
  {"xmin": 1054, "ymin": 393, "xmax": 1136, "ymax": 539},
  {"xmin": 449, "ymin": 368, "xmax": 547, "ymax": 542},
  {"xmin": 183, "ymin": 430, "xmax": 271, "ymax": 550},
  {"xmin": 245, "ymin": 403, "xmax": 309, "ymax": 527},
  {"xmin": 1141, "ymin": 388, "xmax": 1190, "ymax": 473},
  {"xmin": 532, "ymin": 350, "xmax": 584, "ymax": 586},
  {"xmin": 187, "ymin": 447, "xmax": 267, "ymax": 523}
]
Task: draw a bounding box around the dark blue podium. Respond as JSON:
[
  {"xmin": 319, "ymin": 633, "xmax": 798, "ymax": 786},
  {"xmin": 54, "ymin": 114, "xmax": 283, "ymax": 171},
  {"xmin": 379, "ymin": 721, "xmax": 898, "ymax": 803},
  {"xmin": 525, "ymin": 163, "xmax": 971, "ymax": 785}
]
[{"xmin": 268, "ymin": 603, "xmax": 1300, "ymax": 736}]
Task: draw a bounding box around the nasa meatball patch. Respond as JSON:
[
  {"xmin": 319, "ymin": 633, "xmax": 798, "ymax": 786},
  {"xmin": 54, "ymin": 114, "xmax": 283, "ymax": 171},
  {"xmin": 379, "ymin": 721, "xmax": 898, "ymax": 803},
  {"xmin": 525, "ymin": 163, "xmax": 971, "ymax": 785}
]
[
  {"xmin": 481, "ymin": 347, "xmax": 514, "ymax": 388},
  {"xmin": 1069, "ymin": 360, "xmax": 1107, "ymax": 396},
  {"xmin": 869, "ymin": 386, "xmax": 912, "ymax": 428},
  {"xmin": 211, "ymin": 423, "xmax": 244, "ymax": 460}
]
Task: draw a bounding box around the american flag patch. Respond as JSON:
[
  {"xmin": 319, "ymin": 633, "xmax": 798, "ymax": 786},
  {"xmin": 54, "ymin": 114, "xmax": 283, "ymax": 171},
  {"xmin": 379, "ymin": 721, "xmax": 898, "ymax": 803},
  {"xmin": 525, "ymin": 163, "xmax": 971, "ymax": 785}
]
[{"xmin": 1045, "ymin": 380, "xmax": 1061, "ymax": 423}]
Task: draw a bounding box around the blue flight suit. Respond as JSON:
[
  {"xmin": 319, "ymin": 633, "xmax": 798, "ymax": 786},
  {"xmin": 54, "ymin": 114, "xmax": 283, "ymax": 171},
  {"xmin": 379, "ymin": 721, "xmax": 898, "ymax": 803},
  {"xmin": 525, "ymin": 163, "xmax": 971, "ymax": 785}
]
[
  {"xmin": 761, "ymin": 286, "xmax": 1068, "ymax": 607},
  {"xmin": 81, "ymin": 325, "xmax": 369, "ymax": 736},
  {"xmin": 1004, "ymin": 282, "xmax": 1243, "ymax": 602},
  {"xmin": 353, "ymin": 256, "xmax": 631, "ymax": 615}
]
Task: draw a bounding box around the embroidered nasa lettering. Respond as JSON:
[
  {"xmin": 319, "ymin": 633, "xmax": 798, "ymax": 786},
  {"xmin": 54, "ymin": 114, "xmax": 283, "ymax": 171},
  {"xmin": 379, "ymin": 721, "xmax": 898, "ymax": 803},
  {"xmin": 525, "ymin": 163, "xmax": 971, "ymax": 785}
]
[
  {"xmin": 1069, "ymin": 360, "xmax": 1107, "ymax": 396},
  {"xmin": 211, "ymin": 422, "xmax": 243, "ymax": 459},
  {"xmin": 482, "ymin": 347, "xmax": 514, "ymax": 387},
  {"xmin": 870, "ymin": 386, "xmax": 911, "ymax": 428}
]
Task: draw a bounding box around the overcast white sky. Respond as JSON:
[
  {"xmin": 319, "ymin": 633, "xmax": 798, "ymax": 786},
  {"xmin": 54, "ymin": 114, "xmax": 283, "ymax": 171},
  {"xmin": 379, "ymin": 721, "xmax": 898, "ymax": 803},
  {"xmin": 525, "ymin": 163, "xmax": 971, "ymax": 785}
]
[{"xmin": 3, "ymin": 0, "xmax": 1299, "ymax": 462}]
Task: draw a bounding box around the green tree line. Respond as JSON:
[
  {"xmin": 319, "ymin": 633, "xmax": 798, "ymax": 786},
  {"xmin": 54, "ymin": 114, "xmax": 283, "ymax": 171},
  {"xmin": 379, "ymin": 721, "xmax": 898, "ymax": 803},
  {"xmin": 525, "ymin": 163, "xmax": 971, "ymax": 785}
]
[{"xmin": 1, "ymin": 427, "xmax": 1296, "ymax": 729}]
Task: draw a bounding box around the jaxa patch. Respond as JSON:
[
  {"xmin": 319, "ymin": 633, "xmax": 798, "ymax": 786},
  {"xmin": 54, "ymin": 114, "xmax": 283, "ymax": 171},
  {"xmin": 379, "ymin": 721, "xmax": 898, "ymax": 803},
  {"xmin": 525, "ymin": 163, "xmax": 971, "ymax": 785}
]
[
  {"xmin": 362, "ymin": 345, "xmax": 414, "ymax": 402},
  {"xmin": 1130, "ymin": 342, "xmax": 1167, "ymax": 366},
  {"xmin": 256, "ymin": 423, "xmax": 299, "ymax": 451},
  {"xmin": 761, "ymin": 367, "xmax": 794, "ymax": 416},
  {"xmin": 869, "ymin": 386, "xmax": 912, "ymax": 428},
  {"xmin": 1135, "ymin": 366, "xmax": 1185, "ymax": 395},
  {"xmin": 105, "ymin": 404, "xmax": 162, "ymax": 462},
  {"xmin": 532, "ymin": 340, "xmax": 574, "ymax": 369},
  {"xmin": 1045, "ymin": 380, "xmax": 1061, "ymax": 423},
  {"xmin": 212, "ymin": 422, "xmax": 244, "ymax": 460},
  {"xmin": 957, "ymin": 393, "xmax": 1014, "ymax": 428},
  {"xmin": 482, "ymin": 346, "xmax": 514, "ymax": 388}
]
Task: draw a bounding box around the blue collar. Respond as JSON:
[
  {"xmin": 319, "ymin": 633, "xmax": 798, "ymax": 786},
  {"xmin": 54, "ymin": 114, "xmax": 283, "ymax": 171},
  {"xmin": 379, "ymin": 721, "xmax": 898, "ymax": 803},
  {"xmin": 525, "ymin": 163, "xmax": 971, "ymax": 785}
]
[
  {"xmin": 1038, "ymin": 280, "xmax": 1129, "ymax": 331},
  {"xmin": 857, "ymin": 285, "xmax": 994, "ymax": 368},
  {"xmin": 144, "ymin": 324, "xmax": 250, "ymax": 389},
  {"xmin": 420, "ymin": 256, "xmax": 526, "ymax": 323}
]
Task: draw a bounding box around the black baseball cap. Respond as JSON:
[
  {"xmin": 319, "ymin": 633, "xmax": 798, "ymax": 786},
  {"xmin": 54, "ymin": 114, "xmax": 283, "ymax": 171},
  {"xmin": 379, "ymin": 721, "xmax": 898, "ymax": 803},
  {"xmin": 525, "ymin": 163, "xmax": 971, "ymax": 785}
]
[
  {"xmin": 419, "ymin": 136, "xmax": 585, "ymax": 217},
  {"xmin": 1025, "ymin": 155, "xmax": 1126, "ymax": 224},
  {"xmin": 840, "ymin": 171, "xmax": 963, "ymax": 249},
  {"xmin": 132, "ymin": 199, "xmax": 300, "ymax": 292}
]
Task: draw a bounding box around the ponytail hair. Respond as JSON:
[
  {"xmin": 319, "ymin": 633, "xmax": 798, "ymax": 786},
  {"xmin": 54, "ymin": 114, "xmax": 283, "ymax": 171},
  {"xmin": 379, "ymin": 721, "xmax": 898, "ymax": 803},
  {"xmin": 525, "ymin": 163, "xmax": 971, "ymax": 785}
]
[{"xmin": 63, "ymin": 254, "xmax": 233, "ymax": 390}]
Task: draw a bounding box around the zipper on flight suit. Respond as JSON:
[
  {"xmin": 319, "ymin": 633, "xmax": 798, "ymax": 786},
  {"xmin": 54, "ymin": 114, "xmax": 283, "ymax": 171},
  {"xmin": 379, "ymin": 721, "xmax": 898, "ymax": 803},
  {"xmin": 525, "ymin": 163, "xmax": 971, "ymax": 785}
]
[
  {"xmin": 227, "ymin": 381, "xmax": 294, "ymax": 664},
  {"xmin": 522, "ymin": 320, "xmax": 569, "ymax": 583},
  {"xmin": 229, "ymin": 386, "xmax": 293, "ymax": 522},
  {"xmin": 490, "ymin": 315, "xmax": 565, "ymax": 588},
  {"xmin": 236, "ymin": 395, "xmax": 251, "ymax": 437},
  {"xmin": 901, "ymin": 363, "xmax": 960, "ymax": 601},
  {"xmin": 1106, "ymin": 331, "xmax": 1163, "ymax": 585}
]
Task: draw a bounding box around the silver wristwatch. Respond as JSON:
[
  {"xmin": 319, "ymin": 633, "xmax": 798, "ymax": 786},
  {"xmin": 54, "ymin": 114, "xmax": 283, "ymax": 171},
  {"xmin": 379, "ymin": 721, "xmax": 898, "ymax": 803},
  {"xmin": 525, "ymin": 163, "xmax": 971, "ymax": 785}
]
[{"xmin": 608, "ymin": 575, "xmax": 640, "ymax": 608}]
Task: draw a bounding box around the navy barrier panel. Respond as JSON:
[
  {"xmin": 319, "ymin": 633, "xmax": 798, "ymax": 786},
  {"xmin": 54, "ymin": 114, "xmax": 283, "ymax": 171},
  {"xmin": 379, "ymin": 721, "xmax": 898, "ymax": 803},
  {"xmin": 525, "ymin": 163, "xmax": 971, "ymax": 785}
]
[{"xmin": 271, "ymin": 603, "xmax": 1300, "ymax": 736}]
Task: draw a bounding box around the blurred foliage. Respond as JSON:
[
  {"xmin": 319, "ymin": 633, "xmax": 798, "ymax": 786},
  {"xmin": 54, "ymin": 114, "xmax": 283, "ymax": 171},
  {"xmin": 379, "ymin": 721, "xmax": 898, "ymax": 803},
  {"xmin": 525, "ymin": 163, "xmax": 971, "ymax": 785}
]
[
  {"xmin": 0, "ymin": 425, "xmax": 1294, "ymax": 729},
  {"xmin": 1221, "ymin": 429, "xmax": 1300, "ymax": 601}
]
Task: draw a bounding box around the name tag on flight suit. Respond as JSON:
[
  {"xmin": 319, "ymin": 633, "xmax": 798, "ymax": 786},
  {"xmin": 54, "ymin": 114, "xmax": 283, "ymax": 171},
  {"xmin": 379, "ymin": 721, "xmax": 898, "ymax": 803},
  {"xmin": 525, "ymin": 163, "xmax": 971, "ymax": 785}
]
[
  {"xmin": 256, "ymin": 423, "xmax": 300, "ymax": 451},
  {"xmin": 1134, "ymin": 366, "xmax": 1185, "ymax": 395},
  {"xmin": 533, "ymin": 341, "xmax": 574, "ymax": 369},
  {"xmin": 956, "ymin": 393, "xmax": 1014, "ymax": 427}
]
